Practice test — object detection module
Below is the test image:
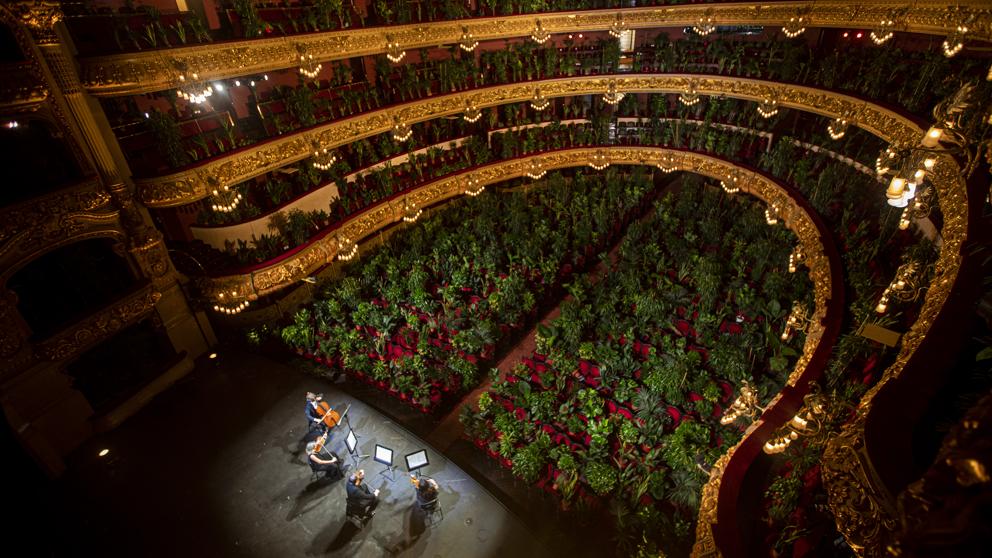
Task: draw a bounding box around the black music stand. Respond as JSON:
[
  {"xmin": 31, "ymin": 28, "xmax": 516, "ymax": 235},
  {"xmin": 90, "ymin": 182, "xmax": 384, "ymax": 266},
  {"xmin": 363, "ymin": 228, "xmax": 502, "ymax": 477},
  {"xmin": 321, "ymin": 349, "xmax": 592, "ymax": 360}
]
[
  {"xmin": 374, "ymin": 444, "xmax": 396, "ymax": 482},
  {"xmin": 404, "ymin": 449, "xmax": 430, "ymax": 478},
  {"xmin": 345, "ymin": 428, "xmax": 368, "ymax": 467}
]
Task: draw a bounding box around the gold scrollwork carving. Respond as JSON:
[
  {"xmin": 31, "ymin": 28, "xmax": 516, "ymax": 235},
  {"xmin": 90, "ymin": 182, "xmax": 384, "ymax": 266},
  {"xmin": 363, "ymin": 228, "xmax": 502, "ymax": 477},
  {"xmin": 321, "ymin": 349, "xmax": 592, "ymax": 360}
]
[
  {"xmin": 78, "ymin": 1, "xmax": 992, "ymax": 97},
  {"xmin": 137, "ymin": 74, "xmax": 924, "ymax": 207},
  {"xmin": 34, "ymin": 286, "xmax": 161, "ymax": 362}
]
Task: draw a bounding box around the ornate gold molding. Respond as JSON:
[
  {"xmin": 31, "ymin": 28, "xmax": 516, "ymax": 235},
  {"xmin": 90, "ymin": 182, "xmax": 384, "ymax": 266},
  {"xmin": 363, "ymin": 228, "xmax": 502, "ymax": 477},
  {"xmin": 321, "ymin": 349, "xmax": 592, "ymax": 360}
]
[
  {"xmin": 820, "ymin": 145, "xmax": 968, "ymax": 555},
  {"xmin": 78, "ymin": 1, "xmax": 992, "ymax": 97},
  {"xmin": 197, "ymin": 147, "xmax": 835, "ymax": 325},
  {"xmin": 0, "ymin": 178, "xmax": 122, "ymax": 285},
  {"xmin": 137, "ymin": 73, "xmax": 924, "ymax": 207},
  {"xmin": 34, "ymin": 285, "xmax": 160, "ymax": 362}
]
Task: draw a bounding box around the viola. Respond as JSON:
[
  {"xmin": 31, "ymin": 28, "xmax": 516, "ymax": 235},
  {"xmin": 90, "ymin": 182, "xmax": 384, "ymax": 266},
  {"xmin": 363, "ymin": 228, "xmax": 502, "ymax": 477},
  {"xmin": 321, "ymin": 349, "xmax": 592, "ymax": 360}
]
[{"xmin": 315, "ymin": 400, "xmax": 341, "ymax": 428}]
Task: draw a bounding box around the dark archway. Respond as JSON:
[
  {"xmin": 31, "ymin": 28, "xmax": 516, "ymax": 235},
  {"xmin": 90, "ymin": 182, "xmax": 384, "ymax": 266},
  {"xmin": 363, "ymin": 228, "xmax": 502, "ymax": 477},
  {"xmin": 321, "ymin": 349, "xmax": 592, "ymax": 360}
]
[
  {"xmin": 8, "ymin": 238, "xmax": 138, "ymax": 340},
  {"xmin": 0, "ymin": 119, "xmax": 82, "ymax": 207},
  {"xmin": 0, "ymin": 22, "xmax": 23, "ymax": 62},
  {"xmin": 65, "ymin": 317, "xmax": 179, "ymax": 413}
]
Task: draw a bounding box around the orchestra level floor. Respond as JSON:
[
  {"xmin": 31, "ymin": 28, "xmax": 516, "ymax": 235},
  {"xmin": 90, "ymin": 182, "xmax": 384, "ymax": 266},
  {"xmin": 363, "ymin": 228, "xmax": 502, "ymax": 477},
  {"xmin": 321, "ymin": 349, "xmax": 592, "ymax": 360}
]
[{"xmin": 47, "ymin": 349, "xmax": 553, "ymax": 557}]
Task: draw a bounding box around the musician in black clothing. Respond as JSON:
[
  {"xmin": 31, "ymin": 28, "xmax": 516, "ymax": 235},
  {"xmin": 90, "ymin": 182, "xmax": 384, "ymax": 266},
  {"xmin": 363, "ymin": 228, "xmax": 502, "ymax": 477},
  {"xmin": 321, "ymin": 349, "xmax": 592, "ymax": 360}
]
[{"xmin": 345, "ymin": 469, "xmax": 380, "ymax": 524}]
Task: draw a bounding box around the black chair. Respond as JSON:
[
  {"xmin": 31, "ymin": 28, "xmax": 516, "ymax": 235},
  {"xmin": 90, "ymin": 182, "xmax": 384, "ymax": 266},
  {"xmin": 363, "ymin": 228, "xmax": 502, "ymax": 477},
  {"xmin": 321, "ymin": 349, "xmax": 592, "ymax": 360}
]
[{"xmin": 418, "ymin": 495, "xmax": 443, "ymax": 526}]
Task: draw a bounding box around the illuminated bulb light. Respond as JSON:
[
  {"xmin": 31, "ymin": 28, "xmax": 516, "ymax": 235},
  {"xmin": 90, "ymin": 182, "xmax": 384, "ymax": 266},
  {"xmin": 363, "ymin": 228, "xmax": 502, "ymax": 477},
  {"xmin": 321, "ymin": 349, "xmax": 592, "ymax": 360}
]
[
  {"xmin": 463, "ymin": 105, "xmax": 482, "ymax": 123},
  {"xmin": 757, "ymin": 99, "xmax": 778, "ymax": 118},
  {"xmin": 942, "ymin": 26, "xmax": 967, "ymax": 58},
  {"xmin": 720, "ymin": 180, "xmax": 739, "ymax": 194},
  {"xmin": 465, "ymin": 184, "xmax": 485, "ymax": 197},
  {"xmin": 921, "ymin": 127, "xmax": 943, "ymax": 148},
  {"xmin": 530, "ymin": 20, "xmax": 551, "ymax": 44},
  {"xmin": 875, "ymin": 298, "xmax": 888, "ymax": 313},
  {"xmin": 386, "ymin": 37, "xmax": 406, "ymax": 63},
  {"xmin": 828, "ymin": 118, "xmax": 849, "ymax": 140},
  {"xmin": 459, "ymin": 27, "xmax": 478, "ymax": 52},
  {"xmin": 765, "ymin": 207, "xmax": 779, "ymax": 225},
  {"xmin": 298, "ymin": 54, "xmax": 322, "ymax": 79},
  {"xmin": 782, "ymin": 17, "xmax": 806, "ymax": 39},
  {"xmin": 923, "ymin": 157, "xmax": 936, "ymax": 170},
  {"xmin": 403, "ymin": 208, "xmax": 423, "ymax": 223},
  {"xmin": 5, "ymin": 120, "xmax": 18, "ymax": 129},
  {"xmin": 608, "ymin": 14, "xmax": 628, "ymax": 39},
  {"xmin": 871, "ymin": 19, "xmax": 895, "ymax": 45}
]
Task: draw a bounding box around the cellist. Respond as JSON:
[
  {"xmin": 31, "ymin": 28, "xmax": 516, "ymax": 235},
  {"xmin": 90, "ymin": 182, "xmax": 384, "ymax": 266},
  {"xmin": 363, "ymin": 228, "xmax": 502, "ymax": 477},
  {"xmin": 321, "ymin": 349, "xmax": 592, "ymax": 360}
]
[{"xmin": 305, "ymin": 392, "xmax": 323, "ymax": 434}]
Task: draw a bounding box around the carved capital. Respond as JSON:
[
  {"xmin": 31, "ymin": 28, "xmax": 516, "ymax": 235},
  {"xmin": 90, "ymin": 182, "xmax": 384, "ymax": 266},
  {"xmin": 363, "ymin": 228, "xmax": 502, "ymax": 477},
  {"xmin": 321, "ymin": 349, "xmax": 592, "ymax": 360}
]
[{"xmin": 5, "ymin": 1, "xmax": 63, "ymax": 44}]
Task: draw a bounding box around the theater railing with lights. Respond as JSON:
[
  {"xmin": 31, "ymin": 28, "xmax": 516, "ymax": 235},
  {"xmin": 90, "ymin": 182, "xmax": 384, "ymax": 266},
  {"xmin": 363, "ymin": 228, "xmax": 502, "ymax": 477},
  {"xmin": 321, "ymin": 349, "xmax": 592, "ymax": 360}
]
[{"xmin": 71, "ymin": 0, "xmax": 990, "ymax": 92}]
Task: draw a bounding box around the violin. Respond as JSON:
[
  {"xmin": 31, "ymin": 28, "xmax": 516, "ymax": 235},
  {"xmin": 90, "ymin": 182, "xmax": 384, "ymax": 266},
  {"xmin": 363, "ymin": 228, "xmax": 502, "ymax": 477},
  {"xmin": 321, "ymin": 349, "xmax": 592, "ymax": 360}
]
[
  {"xmin": 313, "ymin": 429, "xmax": 330, "ymax": 455},
  {"xmin": 315, "ymin": 399, "xmax": 341, "ymax": 428}
]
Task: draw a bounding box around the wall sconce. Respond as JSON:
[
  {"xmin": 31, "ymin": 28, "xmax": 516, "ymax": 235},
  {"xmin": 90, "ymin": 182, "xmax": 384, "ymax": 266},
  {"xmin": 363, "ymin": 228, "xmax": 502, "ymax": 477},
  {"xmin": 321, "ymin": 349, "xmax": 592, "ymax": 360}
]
[
  {"xmin": 530, "ymin": 20, "xmax": 551, "ymax": 44},
  {"xmin": 781, "ymin": 301, "xmax": 811, "ymax": 341},
  {"xmin": 782, "ymin": 14, "xmax": 807, "ymax": 38},
  {"xmin": 588, "ymin": 149, "xmax": 610, "ymax": 171},
  {"xmin": 656, "ymin": 153, "xmax": 678, "ymax": 173},
  {"xmin": 679, "ymin": 80, "xmax": 700, "ymax": 106},
  {"xmin": 608, "ymin": 13, "xmax": 628, "ymax": 39},
  {"xmin": 720, "ymin": 381, "xmax": 762, "ymax": 425},
  {"xmin": 459, "ymin": 26, "xmax": 478, "ymax": 52},
  {"xmin": 788, "ymin": 246, "xmax": 805, "ymax": 273},
  {"xmin": 530, "ymin": 87, "xmax": 550, "ymax": 111},
  {"xmin": 464, "ymin": 174, "xmax": 484, "ymax": 196},
  {"xmin": 526, "ymin": 158, "xmax": 547, "ymax": 180},
  {"xmin": 875, "ymin": 260, "xmax": 925, "ymax": 314},
  {"xmin": 828, "ymin": 117, "xmax": 850, "ymax": 140},
  {"xmin": 463, "ymin": 101, "xmax": 482, "ymax": 123},
  {"xmin": 763, "ymin": 389, "xmax": 830, "ymax": 454},
  {"xmin": 757, "ymin": 97, "xmax": 779, "ymax": 118},
  {"xmin": 602, "ymin": 79, "xmax": 624, "ymax": 106},
  {"xmin": 311, "ymin": 142, "xmax": 336, "ymax": 170},
  {"xmin": 693, "ymin": 10, "xmax": 715, "ymax": 36},
  {"xmin": 392, "ymin": 118, "xmax": 413, "ymax": 142},
  {"xmin": 213, "ymin": 290, "xmax": 250, "ymax": 315},
  {"xmin": 337, "ymin": 237, "xmax": 358, "ymax": 261},
  {"xmin": 386, "ymin": 35, "xmax": 406, "ymax": 63}
]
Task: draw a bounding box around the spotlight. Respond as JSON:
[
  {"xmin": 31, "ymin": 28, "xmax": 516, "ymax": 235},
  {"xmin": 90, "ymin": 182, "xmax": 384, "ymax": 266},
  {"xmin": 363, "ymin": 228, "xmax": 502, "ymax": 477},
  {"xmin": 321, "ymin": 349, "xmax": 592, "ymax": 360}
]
[{"xmin": 98, "ymin": 449, "xmax": 110, "ymax": 457}]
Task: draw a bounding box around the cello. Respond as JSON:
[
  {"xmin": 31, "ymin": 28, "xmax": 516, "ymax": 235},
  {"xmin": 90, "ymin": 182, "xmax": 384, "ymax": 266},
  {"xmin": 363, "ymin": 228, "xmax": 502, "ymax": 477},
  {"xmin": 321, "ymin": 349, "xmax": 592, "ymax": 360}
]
[{"xmin": 314, "ymin": 396, "xmax": 341, "ymax": 428}]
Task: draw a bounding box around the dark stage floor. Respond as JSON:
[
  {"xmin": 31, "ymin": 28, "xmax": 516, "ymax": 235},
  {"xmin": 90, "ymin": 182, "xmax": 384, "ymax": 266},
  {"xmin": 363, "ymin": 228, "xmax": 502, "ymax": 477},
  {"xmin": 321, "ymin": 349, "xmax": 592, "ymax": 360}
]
[{"xmin": 43, "ymin": 350, "xmax": 553, "ymax": 557}]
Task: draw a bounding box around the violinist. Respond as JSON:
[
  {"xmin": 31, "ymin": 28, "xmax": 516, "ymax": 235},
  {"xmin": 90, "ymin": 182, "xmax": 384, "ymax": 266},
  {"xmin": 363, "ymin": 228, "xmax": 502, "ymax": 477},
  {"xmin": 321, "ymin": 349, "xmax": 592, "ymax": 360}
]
[{"xmin": 306, "ymin": 431, "xmax": 345, "ymax": 481}]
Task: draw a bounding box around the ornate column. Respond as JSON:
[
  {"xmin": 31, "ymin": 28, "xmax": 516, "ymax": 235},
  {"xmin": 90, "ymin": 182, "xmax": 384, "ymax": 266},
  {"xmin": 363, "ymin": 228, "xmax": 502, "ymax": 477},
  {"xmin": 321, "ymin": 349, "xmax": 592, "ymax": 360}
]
[{"xmin": 10, "ymin": 1, "xmax": 209, "ymax": 361}]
